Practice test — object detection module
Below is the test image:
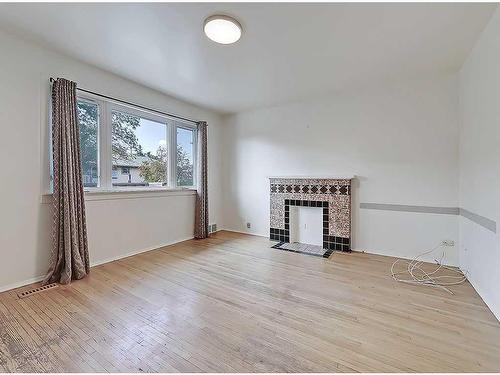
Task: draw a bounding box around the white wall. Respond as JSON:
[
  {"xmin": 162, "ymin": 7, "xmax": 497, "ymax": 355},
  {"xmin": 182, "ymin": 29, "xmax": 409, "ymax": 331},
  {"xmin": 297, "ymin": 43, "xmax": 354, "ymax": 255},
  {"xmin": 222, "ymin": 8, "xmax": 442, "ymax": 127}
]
[
  {"xmin": 0, "ymin": 28, "xmax": 224, "ymax": 291},
  {"xmin": 458, "ymin": 8, "xmax": 500, "ymax": 320},
  {"xmin": 221, "ymin": 73, "xmax": 460, "ymax": 265}
]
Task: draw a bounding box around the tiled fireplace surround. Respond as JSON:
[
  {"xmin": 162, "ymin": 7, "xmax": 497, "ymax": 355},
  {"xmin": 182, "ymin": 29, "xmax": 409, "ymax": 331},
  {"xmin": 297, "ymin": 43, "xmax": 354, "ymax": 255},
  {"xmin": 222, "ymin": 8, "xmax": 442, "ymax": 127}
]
[{"xmin": 269, "ymin": 177, "xmax": 352, "ymax": 252}]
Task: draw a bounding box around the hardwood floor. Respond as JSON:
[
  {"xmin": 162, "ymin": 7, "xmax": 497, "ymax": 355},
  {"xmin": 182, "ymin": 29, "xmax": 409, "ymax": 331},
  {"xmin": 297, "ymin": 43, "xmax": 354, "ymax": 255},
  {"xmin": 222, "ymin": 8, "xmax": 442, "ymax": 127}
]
[{"xmin": 1, "ymin": 231, "xmax": 499, "ymax": 372}]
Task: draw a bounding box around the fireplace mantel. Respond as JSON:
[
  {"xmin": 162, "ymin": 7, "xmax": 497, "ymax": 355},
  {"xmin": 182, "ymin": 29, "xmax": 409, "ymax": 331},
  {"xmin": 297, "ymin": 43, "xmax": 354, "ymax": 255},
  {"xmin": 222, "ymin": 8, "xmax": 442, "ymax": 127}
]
[
  {"xmin": 268, "ymin": 175, "xmax": 355, "ymax": 180},
  {"xmin": 269, "ymin": 176, "xmax": 352, "ymax": 253}
]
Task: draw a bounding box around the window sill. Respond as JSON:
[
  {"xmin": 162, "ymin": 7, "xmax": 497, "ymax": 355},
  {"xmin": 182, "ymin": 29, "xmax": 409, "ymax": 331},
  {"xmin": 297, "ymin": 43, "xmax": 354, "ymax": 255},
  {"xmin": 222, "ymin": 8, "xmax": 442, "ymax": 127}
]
[{"xmin": 41, "ymin": 187, "xmax": 197, "ymax": 204}]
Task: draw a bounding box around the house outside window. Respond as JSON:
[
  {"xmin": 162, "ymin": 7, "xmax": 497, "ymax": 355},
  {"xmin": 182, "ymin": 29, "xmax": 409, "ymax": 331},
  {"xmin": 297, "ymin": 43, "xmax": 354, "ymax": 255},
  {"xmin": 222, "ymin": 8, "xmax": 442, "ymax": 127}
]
[{"xmin": 53, "ymin": 94, "xmax": 198, "ymax": 191}]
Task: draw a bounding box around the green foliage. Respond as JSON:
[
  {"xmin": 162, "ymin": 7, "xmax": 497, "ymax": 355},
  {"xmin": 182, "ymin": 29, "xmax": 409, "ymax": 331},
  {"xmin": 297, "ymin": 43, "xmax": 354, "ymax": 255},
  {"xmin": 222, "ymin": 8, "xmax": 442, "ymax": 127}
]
[
  {"xmin": 139, "ymin": 145, "xmax": 194, "ymax": 186},
  {"xmin": 77, "ymin": 101, "xmax": 98, "ymax": 181},
  {"xmin": 176, "ymin": 146, "xmax": 193, "ymax": 186},
  {"xmin": 139, "ymin": 146, "xmax": 168, "ymax": 183},
  {"xmin": 78, "ymin": 102, "xmax": 194, "ymax": 186},
  {"xmin": 111, "ymin": 111, "xmax": 143, "ymax": 160}
]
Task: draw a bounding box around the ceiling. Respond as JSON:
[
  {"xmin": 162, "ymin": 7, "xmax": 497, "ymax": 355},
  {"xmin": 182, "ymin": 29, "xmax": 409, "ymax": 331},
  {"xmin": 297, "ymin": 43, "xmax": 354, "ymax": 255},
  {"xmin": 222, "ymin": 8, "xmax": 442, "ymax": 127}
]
[{"xmin": 0, "ymin": 3, "xmax": 495, "ymax": 114}]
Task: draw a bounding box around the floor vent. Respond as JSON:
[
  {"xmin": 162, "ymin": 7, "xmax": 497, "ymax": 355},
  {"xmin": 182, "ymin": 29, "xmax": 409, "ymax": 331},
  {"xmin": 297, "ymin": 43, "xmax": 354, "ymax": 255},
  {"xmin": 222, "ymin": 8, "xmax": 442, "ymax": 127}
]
[{"xmin": 17, "ymin": 283, "xmax": 58, "ymax": 299}]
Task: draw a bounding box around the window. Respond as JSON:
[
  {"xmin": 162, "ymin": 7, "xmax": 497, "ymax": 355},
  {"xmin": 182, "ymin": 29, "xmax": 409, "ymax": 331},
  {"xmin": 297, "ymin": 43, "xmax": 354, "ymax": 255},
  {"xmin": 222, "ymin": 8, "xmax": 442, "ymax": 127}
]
[
  {"xmin": 111, "ymin": 109, "xmax": 168, "ymax": 188},
  {"xmin": 176, "ymin": 126, "xmax": 195, "ymax": 187},
  {"xmin": 77, "ymin": 99, "xmax": 99, "ymax": 187},
  {"xmin": 62, "ymin": 94, "xmax": 198, "ymax": 191}
]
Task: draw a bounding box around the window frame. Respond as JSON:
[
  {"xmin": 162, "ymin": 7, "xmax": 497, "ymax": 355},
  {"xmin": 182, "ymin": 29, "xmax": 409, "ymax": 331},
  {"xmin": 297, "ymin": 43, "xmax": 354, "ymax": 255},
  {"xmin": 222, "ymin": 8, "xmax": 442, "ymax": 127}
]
[
  {"xmin": 174, "ymin": 120, "xmax": 198, "ymax": 189},
  {"xmin": 174, "ymin": 123, "xmax": 198, "ymax": 188},
  {"xmin": 76, "ymin": 96, "xmax": 102, "ymax": 188},
  {"xmin": 71, "ymin": 92, "xmax": 198, "ymax": 192}
]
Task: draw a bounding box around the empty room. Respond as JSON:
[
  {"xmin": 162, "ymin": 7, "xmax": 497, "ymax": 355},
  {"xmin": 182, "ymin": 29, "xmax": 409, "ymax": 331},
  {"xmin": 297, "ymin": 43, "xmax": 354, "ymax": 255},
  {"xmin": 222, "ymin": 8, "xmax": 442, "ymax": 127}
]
[{"xmin": 0, "ymin": 1, "xmax": 500, "ymax": 373}]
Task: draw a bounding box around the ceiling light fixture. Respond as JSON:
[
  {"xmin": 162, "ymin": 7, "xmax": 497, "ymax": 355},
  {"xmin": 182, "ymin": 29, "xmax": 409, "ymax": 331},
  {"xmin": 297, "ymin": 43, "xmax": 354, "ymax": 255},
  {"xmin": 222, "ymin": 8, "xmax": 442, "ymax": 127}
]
[{"xmin": 204, "ymin": 15, "xmax": 242, "ymax": 45}]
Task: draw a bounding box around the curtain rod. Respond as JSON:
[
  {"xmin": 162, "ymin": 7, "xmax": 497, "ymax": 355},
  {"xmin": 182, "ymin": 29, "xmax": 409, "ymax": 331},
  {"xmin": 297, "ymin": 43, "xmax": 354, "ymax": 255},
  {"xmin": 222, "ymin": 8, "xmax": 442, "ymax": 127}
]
[{"xmin": 49, "ymin": 77, "xmax": 199, "ymax": 125}]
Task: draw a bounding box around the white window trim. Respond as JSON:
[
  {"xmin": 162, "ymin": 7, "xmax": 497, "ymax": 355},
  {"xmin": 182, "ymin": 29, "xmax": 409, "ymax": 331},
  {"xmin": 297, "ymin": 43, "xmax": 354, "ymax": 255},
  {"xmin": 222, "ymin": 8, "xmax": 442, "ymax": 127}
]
[
  {"xmin": 70, "ymin": 92, "xmax": 198, "ymax": 194},
  {"xmin": 41, "ymin": 188, "xmax": 196, "ymax": 205},
  {"xmin": 174, "ymin": 123, "xmax": 198, "ymax": 189},
  {"xmin": 74, "ymin": 95, "xmax": 103, "ymax": 188}
]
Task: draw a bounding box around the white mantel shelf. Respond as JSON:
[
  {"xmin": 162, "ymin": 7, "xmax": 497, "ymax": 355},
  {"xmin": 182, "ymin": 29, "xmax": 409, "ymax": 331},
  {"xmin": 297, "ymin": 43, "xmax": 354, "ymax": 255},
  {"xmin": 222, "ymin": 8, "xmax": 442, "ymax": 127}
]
[{"xmin": 268, "ymin": 175, "xmax": 355, "ymax": 180}]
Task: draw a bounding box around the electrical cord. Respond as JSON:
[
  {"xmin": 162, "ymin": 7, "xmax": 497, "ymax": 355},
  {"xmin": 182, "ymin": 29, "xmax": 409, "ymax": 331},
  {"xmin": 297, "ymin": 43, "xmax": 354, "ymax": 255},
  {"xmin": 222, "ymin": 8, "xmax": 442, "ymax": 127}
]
[{"xmin": 390, "ymin": 243, "xmax": 467, "ymax": 294}]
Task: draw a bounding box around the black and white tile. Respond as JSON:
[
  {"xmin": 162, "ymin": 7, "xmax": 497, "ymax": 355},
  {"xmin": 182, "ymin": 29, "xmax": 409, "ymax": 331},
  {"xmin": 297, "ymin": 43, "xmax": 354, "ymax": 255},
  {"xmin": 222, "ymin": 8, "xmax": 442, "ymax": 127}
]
[
  {"xmin": 269, "ymin": 178, "xmax": 352, "ymax": 252},
  {"xmin": 271, "ymin": 242, "xmax": 334, "ymax": 258}
]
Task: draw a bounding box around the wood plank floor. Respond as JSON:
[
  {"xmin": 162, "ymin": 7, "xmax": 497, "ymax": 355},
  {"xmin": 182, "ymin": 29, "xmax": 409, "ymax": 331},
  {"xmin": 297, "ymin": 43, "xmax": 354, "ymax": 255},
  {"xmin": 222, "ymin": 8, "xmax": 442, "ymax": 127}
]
[{"xmin": 1, "ymin": 231, "xmax": 499, "ymax": 372}]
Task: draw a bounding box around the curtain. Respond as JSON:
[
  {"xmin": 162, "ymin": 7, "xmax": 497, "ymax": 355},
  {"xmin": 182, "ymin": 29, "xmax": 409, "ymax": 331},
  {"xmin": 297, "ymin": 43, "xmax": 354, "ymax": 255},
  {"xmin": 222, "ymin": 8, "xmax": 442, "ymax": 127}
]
[
  {"xmin": 194, "ymin": 121, "xmax": 209, "ymax": 239},
  {"xmin": 45, "ymin": 78, "xmax": 90, "ymax": 285}
]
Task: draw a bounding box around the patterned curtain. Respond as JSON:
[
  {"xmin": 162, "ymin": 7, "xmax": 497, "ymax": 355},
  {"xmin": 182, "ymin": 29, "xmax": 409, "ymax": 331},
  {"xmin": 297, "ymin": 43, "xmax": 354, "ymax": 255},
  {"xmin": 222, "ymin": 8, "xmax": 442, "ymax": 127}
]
[
  {"xmin": 194, "ymin": 121, "xmax": 209, "ymax": 239},
  {"xmin": 44, "ymin": 78, "xmax": 90, "ymax": 285}
]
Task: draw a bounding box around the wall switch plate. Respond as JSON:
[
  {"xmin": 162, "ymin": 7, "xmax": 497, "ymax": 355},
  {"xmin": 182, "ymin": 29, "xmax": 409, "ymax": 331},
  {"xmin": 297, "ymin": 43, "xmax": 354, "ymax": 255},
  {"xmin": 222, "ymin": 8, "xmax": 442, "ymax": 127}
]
[
  {"xmin": 441, "ymin": 240, "xmax": 455, "ymax": 246},
  {"xmin": 246, "ymin": 222, "xmax": 251, "ymax": 229}
]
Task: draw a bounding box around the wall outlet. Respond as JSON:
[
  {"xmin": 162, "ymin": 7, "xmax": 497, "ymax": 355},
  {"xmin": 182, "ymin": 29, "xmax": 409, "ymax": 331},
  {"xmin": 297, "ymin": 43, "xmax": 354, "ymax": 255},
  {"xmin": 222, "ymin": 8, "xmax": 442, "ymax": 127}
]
[
  {"xmin": 246, "ymin": 222, "xmax": 251, "ymax": 229},
  {"xmin": 441, "ymin": 240, "xmax": 455, "ymax": 246}
]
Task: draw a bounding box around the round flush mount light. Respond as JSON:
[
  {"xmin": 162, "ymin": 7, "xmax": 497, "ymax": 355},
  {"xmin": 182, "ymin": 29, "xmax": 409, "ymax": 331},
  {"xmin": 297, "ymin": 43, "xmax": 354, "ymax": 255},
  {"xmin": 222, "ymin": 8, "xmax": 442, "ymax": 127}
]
[{"xmin": 204, "ymin": 15, "xmax": 242, "ymax": 45}]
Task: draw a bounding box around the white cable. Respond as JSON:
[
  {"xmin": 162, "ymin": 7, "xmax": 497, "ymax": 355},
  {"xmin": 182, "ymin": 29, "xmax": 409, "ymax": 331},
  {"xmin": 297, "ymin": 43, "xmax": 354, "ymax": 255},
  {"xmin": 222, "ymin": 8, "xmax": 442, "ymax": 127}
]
[{"xmin": 390, "ymin": 243, "xmax": 467, "ymax": 294}]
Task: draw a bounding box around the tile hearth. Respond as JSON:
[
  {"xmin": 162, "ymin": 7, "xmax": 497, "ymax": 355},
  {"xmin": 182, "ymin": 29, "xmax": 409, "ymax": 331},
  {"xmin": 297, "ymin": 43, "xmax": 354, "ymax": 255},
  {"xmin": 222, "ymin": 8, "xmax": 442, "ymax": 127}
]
[{"xmin": 271, "ymin": 241, "xmax": 333, "ymax": 258}]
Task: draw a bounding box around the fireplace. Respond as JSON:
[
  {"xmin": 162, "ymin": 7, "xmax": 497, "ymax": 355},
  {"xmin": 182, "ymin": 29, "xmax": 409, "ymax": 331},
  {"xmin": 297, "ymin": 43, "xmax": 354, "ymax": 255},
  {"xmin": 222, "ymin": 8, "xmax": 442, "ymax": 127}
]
[
  {"xmin": 269, "ymin": 177, "xmax": 352, "ymax": 253},
  {"xmin": 289, "ymin": 206, "xmax": 323, "ymax": 246}
]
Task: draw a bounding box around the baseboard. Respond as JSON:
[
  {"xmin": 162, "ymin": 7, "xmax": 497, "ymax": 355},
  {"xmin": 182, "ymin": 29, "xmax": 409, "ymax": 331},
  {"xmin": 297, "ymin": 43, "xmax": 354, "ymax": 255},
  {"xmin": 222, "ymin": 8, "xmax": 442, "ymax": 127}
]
[
  {"xmin": 221, "ymin": 229, "xmax": 459, "ymax": 266},
  {"xmin": 90, "ymin": 236, "xmax": 194, "ymax": 267},
  {"xmin": 354, "ymin": 247, "xmax": 459, "ymax": 267},
  {"xmin": 220, "ymin": 227, "xmax": 268, "ymax": 238},
  {"xmin": 0, "ymin": 275, "xmax": 46, "ymax": 294},
  {"xmin": 461, "ymin": 269, "xmax": 500, "ymax": 323},
  {"xmin": 0, "ymin": 235, "xmax": 195, "ymax": 294}
]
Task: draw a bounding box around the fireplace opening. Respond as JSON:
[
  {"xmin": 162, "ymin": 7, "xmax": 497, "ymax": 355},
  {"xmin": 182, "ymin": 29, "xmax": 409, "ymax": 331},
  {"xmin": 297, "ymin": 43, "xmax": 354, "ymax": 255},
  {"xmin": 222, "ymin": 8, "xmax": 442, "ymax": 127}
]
[{"xmin": 290, "ymin": 206, "xmax": 323, "ymax": 246}]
